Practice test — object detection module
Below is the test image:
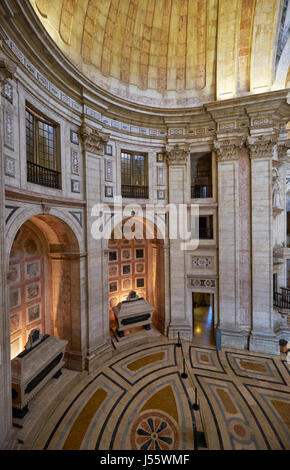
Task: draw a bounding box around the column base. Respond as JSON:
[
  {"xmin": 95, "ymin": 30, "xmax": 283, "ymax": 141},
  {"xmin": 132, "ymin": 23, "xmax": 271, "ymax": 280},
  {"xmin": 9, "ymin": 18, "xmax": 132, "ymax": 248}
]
[
  {"xmin": 249, "ymin": 331, "xmax": 280, "ymax": 355},
  {"xmin": 168, "ymin": 324, "xmax": 192, "ymax": 342},
  {"xmin": 274, "ymin": 326, "xmax": 290, "ymax": 343},
  {"xmin": 65, "ymin": 350, "xmax": 86, "ymax": 372},
  {"xmin": 218, "ymin": 327, "xmax": 249, "ymax": 350},
  {"xmin": 1, "ymin": 428, "xmax": 19, "ymax": 450},
  {"xmin": 85, "ymin": 342, "xmax": 113, "ymax": 373}
]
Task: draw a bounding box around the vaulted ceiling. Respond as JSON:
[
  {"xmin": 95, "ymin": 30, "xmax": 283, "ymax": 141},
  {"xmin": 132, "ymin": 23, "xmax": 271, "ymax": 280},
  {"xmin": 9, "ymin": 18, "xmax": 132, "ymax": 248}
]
[{"xmin": 29, "ymin": 0, "xmax": 290, "ymax": 107}]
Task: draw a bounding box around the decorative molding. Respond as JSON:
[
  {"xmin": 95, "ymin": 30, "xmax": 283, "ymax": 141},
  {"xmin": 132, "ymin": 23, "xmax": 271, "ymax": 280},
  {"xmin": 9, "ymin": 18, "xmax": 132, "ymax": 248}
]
[
  {"xmin": 189, "ymin": 278, "xmax": 217, "ymax": 289},
  {"xmin": 246, "ymin": 134, "xmax": 278, "ymax": 159},
  {"xmin": 2, "ymin": 81, "xmax": 13, "ymax": 103},
  {"xmin": 71, "ymin": 149, "xmax": 80, "ymax": 175},
  {"xmin": 69, "ymin": 211, "xmax": 83, "ymax": 227},
  {"xmin": 157, "ymin": 189, "xmax": 166, "ymax": 200},
  {"xmin": 5, "ymin": 205, "xmax": 19, "ymax": 224},
  {"xmin": 166, "ymin": 144, "xmax": 189, "ymax": 166},
  {"xmin": 4, "ymin": 155, "xmax": 15, "ymax": 177},
  {"xmin": 105, "ymin": 186, "xmax": 114, "ymax": 198},
  {"xmin": 71, "ymin": 179, "xmax": 80, "ymax": 193},
  {"xmin": 80, "ymin": 124, "xmax": 110, "ymax": 154},
  {"xmin": 192, "ymin": 256, "xmax": 213, "ymax": 269},
  {"xmin": 3, "ymin": 108, "xmax": 14, "ymax": 149}
]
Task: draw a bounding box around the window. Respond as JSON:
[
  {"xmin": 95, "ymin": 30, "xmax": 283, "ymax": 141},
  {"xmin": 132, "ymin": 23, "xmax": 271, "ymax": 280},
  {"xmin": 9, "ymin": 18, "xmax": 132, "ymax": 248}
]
[
  {"xmin": 26, "ymin": 106, "xmax": 61, "ymax": 189},
  {"xmin": 121, "ymin": 151, "xmax": 148, "ymax": 198},
  {"xmin": 199, "ymin": 216, "xmax": 213, "ymax": 240},
  {"xmin": 191, "ymin": 152, "xmax": 212, "ymax": 198}
]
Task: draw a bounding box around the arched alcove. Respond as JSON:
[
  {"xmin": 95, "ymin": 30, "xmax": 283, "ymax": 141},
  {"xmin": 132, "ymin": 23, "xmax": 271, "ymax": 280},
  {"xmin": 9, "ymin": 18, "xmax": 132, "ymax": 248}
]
[
  {"xmin": 7, "ymin": 213, "xmax": 84, "ymax": 370},
  {"xmin": 107, "ymin": 216, "xmax": 166, "ymax": 338}
]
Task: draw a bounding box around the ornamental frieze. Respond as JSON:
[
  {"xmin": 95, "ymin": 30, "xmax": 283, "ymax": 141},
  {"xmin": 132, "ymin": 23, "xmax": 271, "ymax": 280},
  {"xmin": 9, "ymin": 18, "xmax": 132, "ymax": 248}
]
[
  {"xmin": 246, "ymin": 134, "xmax": 278, "ymax": 159},
  {"xmin": 213, "ymin": 136, "xmax": 245, "ymax": 162},
  {"xmin": 166, "ymin": 144, "xmax": 189, "ymax": 165},
  {"xmin": 80, "ymin": 124, "xmax": 110, "ymax": 154}
]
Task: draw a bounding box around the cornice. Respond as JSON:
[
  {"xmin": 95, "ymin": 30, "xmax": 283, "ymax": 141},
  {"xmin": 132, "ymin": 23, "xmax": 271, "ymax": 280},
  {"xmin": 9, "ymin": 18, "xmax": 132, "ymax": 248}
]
[{"xmin": 5, "ymin": 186, "xmax": 86, "ymax": 207}]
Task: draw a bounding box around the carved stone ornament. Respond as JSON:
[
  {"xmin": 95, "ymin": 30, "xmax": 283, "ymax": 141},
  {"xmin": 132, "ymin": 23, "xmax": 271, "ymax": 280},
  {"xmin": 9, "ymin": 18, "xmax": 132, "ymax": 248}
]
[
  {"xmin": 276, "ymin": 141, "xmax": 290, "ymax": 161},
  {"xmin": 246, "ymin": 134, "xmax": 278, "ymax": 159},
  {"xmin": 213, "ymin": 136, "xmax": 245, "ymax": 162},
  {"xmin": 166, "ymin": 144, "xmax": 189, "ymax": 165},
  {"xmin": 0, "ymin": 55, "xmax": 16, "ymax": 86},
  {"xmin": 80, "ymin": 123, "xmax": 110, "ymax": 154},
  {"xmin": 272, "ymin": 167, "xmax": 282, "ymax": 209}
]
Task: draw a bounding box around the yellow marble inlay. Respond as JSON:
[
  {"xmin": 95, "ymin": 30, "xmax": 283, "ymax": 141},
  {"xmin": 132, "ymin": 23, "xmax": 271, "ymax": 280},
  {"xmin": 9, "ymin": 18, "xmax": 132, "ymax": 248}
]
[
  {"xmin": 141, "ymin": 385, "xmax": 179, "ymax": 424},
  {"xmin": 240, "ymin": 360, "xmax": 267, "ymax": 374},
  {"xmin": 62, "ymin": 388, "xmax": 107, "ymax": 450},
  {"xmin": 216, "ymin": 388, "xmax": 238, "ymax": 415},
  {"xmin": 127, "ymin": 352, "xmax": 165, "ymax": 371},
  {"xmin": 271, "ymin": 400, "xmax": 290, "ymax": 430}
]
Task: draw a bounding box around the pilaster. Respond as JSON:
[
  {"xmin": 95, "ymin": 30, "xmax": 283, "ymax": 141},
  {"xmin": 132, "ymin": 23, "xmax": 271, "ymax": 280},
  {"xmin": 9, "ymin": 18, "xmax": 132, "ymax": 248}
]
[
  {"xmin": 247, "ymin": 133, "xmax": 280, "ymax": 354},
  {"xmin": 214, "ymin": 136, "xmax": 249, "ymax": 350},
  {"xmin": 0, "ymin": 54, "xmax": 16, "ymax": 448},
  {"xmin": 81, "ymin": 123, "xmax": 113, "ymax": 372},
  {"xmin": 166, "ymin": 144, "xmax": 192, "ymax": 341}
]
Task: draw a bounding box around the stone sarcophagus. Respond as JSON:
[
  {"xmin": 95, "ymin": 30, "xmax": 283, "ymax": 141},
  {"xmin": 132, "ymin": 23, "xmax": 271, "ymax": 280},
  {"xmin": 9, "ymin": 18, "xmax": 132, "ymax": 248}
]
[
  {"xmin": 11, "ymin": 329, "xmax": 67, "ymax": 418},
  {"xmin": 113, "ymin": 292, "xmax": 154, "ymax": 338}
]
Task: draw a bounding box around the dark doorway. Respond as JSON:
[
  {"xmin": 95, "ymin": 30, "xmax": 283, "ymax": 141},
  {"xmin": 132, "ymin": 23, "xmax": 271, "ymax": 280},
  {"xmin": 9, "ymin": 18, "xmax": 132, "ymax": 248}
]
[{"xmin": 192, "ymin": 292, "xmax": 215, "ymax": 346}]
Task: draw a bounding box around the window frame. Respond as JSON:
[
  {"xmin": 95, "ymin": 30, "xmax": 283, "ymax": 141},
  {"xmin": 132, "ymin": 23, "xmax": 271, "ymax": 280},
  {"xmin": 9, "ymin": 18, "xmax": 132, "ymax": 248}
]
[
  {"xmin": 25, "ymin": 104, "xmax": 60, "ymax": 173},
  {"xmin": 190, "ymin": 151, "xmax": 213, "ymax": 199},
  {"xmin": 121, "ymin": 150, "xmax": 148, "ymax": 198}
]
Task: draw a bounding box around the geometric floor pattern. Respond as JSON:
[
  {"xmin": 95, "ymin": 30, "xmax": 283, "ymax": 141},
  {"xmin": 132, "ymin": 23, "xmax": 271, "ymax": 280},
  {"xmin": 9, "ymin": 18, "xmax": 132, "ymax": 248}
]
[{"xmin": 25, "ymin": 340, "xmax": 290, "ymax": 450}]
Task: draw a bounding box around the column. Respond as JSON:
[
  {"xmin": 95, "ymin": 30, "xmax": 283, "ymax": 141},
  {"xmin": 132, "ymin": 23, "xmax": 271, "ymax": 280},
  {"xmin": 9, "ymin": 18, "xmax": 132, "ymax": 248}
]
[
  {"xmin": 0, "ymin": 55, "xmax": 16, "ymax": 449},
  {"xmin": 247, "ymin": 134, "xmax": 280, "ymax": 354},
  {"xmin": 166, "ymin": 144, "xmax": 192, "ymax": 341},
  {"xmin": 214, "ymin": 137, "xmax": 249, "ymax": 349},
  {"xmin": 81, "ymin": 124, "xmax": 113, "ymax": 372}
]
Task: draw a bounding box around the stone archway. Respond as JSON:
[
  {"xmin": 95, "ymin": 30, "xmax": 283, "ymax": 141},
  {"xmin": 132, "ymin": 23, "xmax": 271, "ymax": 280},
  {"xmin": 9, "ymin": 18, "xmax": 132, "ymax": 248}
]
[{"xmin": 7, "ymin": 213, "xmax": 85, "ymax": 371}]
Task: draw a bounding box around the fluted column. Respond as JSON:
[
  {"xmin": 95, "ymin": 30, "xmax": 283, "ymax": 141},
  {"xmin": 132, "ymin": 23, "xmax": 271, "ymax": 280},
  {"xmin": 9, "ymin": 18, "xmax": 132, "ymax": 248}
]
[
  {"xmin": 0, "ymin": 55, "xmax": 16, "ymax": 449},
  {"xmin": 247, "ymin": 134, "xmax": 280, "ymax": 354},
  {"xmin": 214, "ymin": 137, "xmax": 250, "ymax": 349},
  {"xmin": 166, "ymin": 144, "xmax": 192, "ymax": 340},
  {"xmin": 81, "ymin": 124, "xmax": 113, "ymax": 372}
]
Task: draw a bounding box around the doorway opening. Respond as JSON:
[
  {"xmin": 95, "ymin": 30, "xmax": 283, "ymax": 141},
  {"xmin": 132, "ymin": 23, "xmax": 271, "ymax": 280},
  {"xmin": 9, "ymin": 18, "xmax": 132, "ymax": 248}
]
[{"xmin": 192, "ymin": 292, "xmax": 215, "ymax": 346}]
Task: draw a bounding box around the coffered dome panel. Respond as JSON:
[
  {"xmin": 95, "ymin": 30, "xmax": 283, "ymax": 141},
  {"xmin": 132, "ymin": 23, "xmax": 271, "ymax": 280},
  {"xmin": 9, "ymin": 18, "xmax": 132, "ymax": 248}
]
[{"xmin": 30, "ymin": 0, "xmax": 289, "ymax": 108}]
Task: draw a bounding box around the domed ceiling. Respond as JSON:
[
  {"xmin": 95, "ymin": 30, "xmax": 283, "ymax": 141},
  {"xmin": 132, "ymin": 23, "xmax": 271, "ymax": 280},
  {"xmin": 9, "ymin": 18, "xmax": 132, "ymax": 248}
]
[{"xmin": 29, "ymin": 0, "xmax": 289, "ymax": 108}]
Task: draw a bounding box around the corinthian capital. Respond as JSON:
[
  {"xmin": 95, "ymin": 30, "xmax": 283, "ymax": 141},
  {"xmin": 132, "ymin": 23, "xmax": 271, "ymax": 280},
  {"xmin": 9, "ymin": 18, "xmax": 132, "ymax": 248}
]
[
  {"xmin": 276, "ymin": 141, "xmax": 290, "ymax": 161},
  {"xmin": 80, "ymin": 124, "xmax": 110, "ymax": 154},
  {"xmin": 166, "ymin": 144, "xmax": 189, "ymax": 166},
  {"xmin": 246, "ymin": 134, "xmax": 278, "ymax": 159},
  {"xmin": 0, "ymin": 55, "xmax": 16, "ymax": 85},
  {"xmin": 213, "ymin": 136, "xmax": 245, "ymax": 162}
]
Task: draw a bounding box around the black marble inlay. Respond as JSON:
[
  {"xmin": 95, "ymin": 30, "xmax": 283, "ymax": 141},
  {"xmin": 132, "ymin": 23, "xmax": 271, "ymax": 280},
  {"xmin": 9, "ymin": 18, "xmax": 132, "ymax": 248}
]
[
  {"xmin": 121, "ymin": 313, "xmax": 150, "ymax": 325},
  {"xmin": 25, "ymin": 353, "xmax": 63, "ymax": 395}
]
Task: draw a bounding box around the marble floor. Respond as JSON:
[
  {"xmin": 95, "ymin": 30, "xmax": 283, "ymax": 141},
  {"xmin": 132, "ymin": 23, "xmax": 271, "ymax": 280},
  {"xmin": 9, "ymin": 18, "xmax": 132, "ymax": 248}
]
[{"xmin": 14, "ymin": 337, "xmax": 290, "ymax": 451}]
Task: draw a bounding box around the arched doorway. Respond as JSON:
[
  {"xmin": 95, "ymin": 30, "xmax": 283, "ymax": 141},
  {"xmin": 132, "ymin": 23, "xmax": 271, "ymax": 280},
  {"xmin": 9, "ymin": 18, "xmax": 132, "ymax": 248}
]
[
  {"xmin": 107, "ymin": 217, "xmax": 165, "ymax": 340},
  {"xmin": 7, "ymin": 214, "xmax": 84, "ymax": 370}
]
